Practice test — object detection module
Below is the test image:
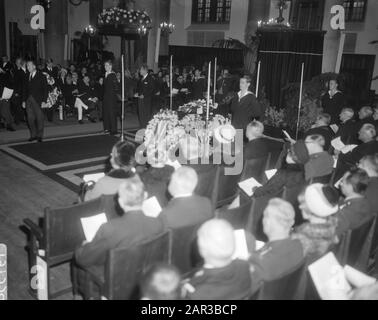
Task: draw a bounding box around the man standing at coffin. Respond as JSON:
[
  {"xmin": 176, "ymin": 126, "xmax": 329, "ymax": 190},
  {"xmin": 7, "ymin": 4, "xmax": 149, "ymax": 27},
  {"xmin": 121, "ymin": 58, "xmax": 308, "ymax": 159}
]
[
  {"xmin": 23, "ymin": 60, "xmax": 48, "ymax": 143},
  {"xmin": 136, "ymin": 64, "xmax": 155, "ymax": 129},
  {"xmin": 231, "ymin": 75, "xmax": 264, "ymax": 132}
]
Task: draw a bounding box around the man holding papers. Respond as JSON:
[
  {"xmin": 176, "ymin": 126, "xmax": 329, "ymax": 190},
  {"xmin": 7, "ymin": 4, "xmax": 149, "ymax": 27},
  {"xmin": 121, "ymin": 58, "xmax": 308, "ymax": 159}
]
[{"xmin": 75, "ymin": 177, "xmax": 165, "ymax": 272}]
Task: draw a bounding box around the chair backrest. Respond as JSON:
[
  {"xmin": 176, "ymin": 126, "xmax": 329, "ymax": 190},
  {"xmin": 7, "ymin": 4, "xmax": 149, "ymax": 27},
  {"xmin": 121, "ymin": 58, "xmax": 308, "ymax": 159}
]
[
  {"xmin": 258, "ymin": 260, "xmax": 306, "ymax": 300},
  {"xmin": 170, "ymin": 224, "xmax": 202, "ymax": 274},
  {"xmin": 194, "ymin": 165, "xmax": 221, "ymax": 209},
  {"xmin": 282, "ymin": 183, "xmax": 307, "ymax": 226},
  {"xmin": 217, "ymin": 199, "xmax": 254, "ymax": 230},
  {"xmin": 104, "ymin": 231, "xmax": 171, "ymax": 300},
  {"xmin": 216, "ymin": 166, "xmax": 242, "ymax": 208},
  {"xmin": 241, "ymin": 155, "xmax": 270, "ymax": 183},
  {"xmin": 336, "ymin": 218, "xmax": 376, "ymax": 271},
  {"xmin": 44, "ymin": 196, "xmax": 107, "ymax": 259}
]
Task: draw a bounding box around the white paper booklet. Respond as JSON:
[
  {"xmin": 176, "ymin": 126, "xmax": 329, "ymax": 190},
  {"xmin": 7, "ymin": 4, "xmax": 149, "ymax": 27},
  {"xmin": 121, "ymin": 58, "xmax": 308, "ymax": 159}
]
[
  {"xmin": 341, "ymin": 145, "xmax": 358, "ymax": 154},
  {"xmin": 1, "ymin": 87, "xmax": 13, "ymax": 100},
  {"xmin": 308, "ymin": 252, "xmax": 351, "ymax": 300},
  {"xmin": 233, "ymin": 230, "xmax": 250, "ymax": 261},
  {"xmin": 142, "ymin": 197, "xmax": 162, "ymax": 218},
  {"xmin": 256, "ymin": 241, "xmax": 266, "ymax": 251},
  {"xmin": 330, "ymin": 124, "xmax": 339, "ymax": 134},
  {"xmin": 282, "ymin": 130, "xmax": 294, "ymax": 142},
  {"xmin": 36, "ymin": 256, "xmax": 48, "ymax": 300},
  {"xmin": 265, "ymin": 169, "xmax": 278, "ymax": 180},
  {"xmin": 238, "ymin": 178, "xmax": 262, "ymax": 197},
  {"xmin": 334, "ymin": 178, "xmax": 343, "ymax": 189},
  {"xmin": 83, "ymin": 173, "xmax": 105, "ymax": 183},
  {"xmin": 81, "ymin": 213, "xmax": 108, "ymax": 242},
  {"xmin": 331, "ymin": 137, "xmax": 345, "ymax": 151}
]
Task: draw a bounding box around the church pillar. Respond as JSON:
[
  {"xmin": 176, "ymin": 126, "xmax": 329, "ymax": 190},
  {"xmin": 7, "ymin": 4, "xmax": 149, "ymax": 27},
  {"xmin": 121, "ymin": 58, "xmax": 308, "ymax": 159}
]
[
  {"xmin": 44, "ymin": 0, "xmax": 68, "ymax": 65},
  {"xmin": 0, "ymin": 0, "xmax": 6, "ymax": 56},
  {"xmin": 246, "ymin": 0, "xmax": 271, "ymax": 37}
]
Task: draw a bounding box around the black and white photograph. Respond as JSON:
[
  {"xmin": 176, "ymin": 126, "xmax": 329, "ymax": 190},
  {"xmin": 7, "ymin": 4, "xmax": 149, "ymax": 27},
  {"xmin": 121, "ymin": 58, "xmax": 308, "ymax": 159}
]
[{"xmin": 0, "ymin": 0, "xmax": 378, "ymax": 305}]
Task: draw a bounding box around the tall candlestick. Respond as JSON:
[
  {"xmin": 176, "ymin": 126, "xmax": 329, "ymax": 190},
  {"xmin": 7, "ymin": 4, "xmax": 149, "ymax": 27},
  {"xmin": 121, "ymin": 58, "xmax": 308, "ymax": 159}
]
[
  {"xmin": 255, "ymin": 61, "xmax": 261, "ymax": 97},
  {"xmin": 121, "ymin": 54, "xmax": 125, "ymax": 141},
  {"xmin": 170, "ymin": 55, "xmax": 173, "ymax": 111},
  {"xmin": 206, "ymin": 61, "xmax": 211, "ymax": 127},
  {"xmin": 296, "ymin": 63, "xmax": 305, "ymax": 140},
  {"xmin": 213, "ymin": 57, "xmax": 217, "ymax": 103}
]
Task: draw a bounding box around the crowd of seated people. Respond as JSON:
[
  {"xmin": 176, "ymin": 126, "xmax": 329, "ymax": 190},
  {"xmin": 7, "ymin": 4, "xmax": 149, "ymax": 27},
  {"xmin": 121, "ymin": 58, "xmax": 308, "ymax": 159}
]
[{"xmin": 58, "ymin": 108, "xmax": 378, "ymax": 300}]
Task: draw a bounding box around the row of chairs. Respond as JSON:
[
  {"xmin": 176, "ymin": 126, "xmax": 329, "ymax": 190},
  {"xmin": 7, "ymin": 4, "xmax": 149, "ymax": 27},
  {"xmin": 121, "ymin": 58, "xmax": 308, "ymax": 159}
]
[{"xmin": 23, "ymin": 196, "xmax": 203, "ymax": 300}]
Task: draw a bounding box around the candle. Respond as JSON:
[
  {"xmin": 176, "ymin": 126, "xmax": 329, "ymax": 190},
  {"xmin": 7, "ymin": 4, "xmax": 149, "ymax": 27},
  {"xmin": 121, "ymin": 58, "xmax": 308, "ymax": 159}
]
[
  {"xmin": 121, "ymin": 54, "xmax": 125, "ymax": 141},
  {"xmin": 206, "ymin": 61, "xmax": 211, "ymax": 126},
  {"xmin": 255, "ymin": 61, "xmax": 261, "ymax": 97},
  {"xmin": 170, "ymin": 55, "xmax": 173, "ymax": 111},
  {"xmin": 213, "ymin": 57, "xmax": 217, "ymax": 103},
  {"xmin": 296, "ymin": 63, "xmax": 305, "ymax": 140}
]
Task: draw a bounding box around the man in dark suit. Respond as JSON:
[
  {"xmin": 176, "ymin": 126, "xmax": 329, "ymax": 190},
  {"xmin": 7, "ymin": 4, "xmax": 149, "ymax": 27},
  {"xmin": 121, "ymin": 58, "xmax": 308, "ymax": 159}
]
[
  {"xmin": 162, "ymin": 166, "xmax": 213, "ymax": 229},
  {"xmin": 136, "ymin": 64, "xmax": 155, "ymax": 128},
  {"xmin": 335, "ymin": 108, "xmax": 358, "ymax": 145},
  {"xmin": 0, "ymin": 64, "xmax": 16, "ymax": 131},
  {"xmin": 23, "ymin": 60, "xmax": 48, "ymax": 142},
  {"xmin": 335, "ymin": 124, "xmax": 378, "ymax": 180},
  {"xmin": 250, "ymin": 198, "xmax": 304, "ymax": 282},
  {"xmin": 75, "ymin": 177, "xmax": 166, "ymax": 270},
  {"xmin": 304, "ymin": 113, "xmax": 335, "ymax": 151},
  {"xmin": 11, "ymin": 57, "xmax": 28, "ymax": 124},
  {"xmin": 244, "ymin": 121, "xmax": 270, "ymax": 160},
  {"xmin": 43, "ymin": 58, "xmax": 58, "ymax": 80},
  {"xmin": 336, "ymin": 168, "xmax": 375, "ymax": 236}
]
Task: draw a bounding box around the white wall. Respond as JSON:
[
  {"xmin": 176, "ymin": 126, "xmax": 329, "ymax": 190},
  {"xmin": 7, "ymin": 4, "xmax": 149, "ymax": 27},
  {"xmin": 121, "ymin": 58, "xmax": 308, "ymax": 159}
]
[
  {"xmin": 322, "ymin": 0, "xmax": 378, "ymax": 93},
  {"xmin": 169, "ymin": 0, "xmax": 249, "ymax": 46}
]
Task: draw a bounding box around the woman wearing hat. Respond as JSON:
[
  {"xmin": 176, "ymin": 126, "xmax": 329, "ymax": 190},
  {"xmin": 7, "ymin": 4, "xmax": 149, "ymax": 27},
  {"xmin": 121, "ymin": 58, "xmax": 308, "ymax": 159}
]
[
  {"xmin": 84, "ymin": 141, "xmax": 137, "ymax": 202},
  {"xmin": 291, "ymin": 184, "xmax": 339, "ymax": 263}
]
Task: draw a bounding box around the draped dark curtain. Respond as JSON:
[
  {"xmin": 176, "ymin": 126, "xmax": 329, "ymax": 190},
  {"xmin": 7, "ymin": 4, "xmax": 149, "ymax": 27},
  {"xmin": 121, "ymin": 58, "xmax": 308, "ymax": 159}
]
[
  {"xmin": 257, "ymin": 29, "xmax": 325, "ymax": 107},
  {"xmin": 169, "ymin": 45, "xmax": 243, "ymax": 70}
]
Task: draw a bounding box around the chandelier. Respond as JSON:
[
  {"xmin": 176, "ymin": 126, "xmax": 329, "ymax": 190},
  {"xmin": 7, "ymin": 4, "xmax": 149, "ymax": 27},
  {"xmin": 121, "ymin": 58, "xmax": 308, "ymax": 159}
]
[
  {"xmin": 137, "ymin": 25, "xmax": 148, "ymax": 36},
  {"xmin": 84, "ymin": 25, "xmax": 97, "ymax": 36},
  {"xmin": 160, "ymin": 22, "xmax": 175, "ymax": 36},
  {"xmin": 258, "ymin": 0, "xmax": 291, "ymax": 28}
]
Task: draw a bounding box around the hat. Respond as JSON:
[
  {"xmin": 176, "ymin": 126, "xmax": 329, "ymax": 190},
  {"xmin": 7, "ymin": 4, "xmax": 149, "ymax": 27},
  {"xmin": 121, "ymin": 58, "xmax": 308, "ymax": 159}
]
[
  {"xmin": 214, "ymin": 124, "xmax": 236, "ymax": 144},
  {"xmin": 305, "ymin": 184, "xmax": 339, "ymax": 218},
  {"xmin": 291, "ymin": 140, "xmax": 310, "ymax": 164}
]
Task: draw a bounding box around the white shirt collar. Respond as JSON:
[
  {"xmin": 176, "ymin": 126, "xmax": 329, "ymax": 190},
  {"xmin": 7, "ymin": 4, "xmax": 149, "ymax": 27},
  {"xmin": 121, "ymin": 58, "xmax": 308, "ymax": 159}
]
[
  {"xmin": 238, "ymin": 90, "xmax": 253, "ymax": 100},
  {"xmin": 174, "ymin": 193, "xmax": 193, "ymax": 199},
  {"xmin": 142, "ymin": 74, "xmax": 148, "ymax": 81}
]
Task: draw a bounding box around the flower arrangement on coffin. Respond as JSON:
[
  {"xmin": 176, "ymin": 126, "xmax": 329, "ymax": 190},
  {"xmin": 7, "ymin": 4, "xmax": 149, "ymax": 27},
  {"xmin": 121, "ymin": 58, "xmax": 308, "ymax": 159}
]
[
  {"xmin": 144, "ymin": 110, "xmax": 186, "ymax": 157},
  {"xmin": 178, "ymin": 99, "xmax": 216, "ymax": 115},
  {"xmin": 98, "ymin": 7, "xmax": 151, "ymax": 29}
]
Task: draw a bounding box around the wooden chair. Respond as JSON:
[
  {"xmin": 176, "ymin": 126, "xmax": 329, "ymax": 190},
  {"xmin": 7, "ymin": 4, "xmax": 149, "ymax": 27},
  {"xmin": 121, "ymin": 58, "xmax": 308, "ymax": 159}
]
[
  {"xmin": 23, "ymin": 196, "xmax": 108, "ymax": 299},
  {"xmin": 241, "ymin": 154, "xmax": 271, "ymax": 183},
  {"xmin": 216, "ymin": 166, "xmax": 242, "ymax": 208},
  {"xmin": 170, "ymin": 224, "xmax": 202, "ymax": 275},
  {"xmin": 216, "ymin": 199, "xmax": 254, "ymax": 230},
  {"xmin": 335, "ymin": 218, "xmax": 376, "ymax": 272},
  {"xmin": 257, "ymin": 260, "xmax": 306, "ymax": 300},
  {"xmin": 194, "ymin": 165, "xmax": 221, "ymax": 210},
  {"xmin": 83, "ymin": 231, "xmax": 171, "ymax": 300}
]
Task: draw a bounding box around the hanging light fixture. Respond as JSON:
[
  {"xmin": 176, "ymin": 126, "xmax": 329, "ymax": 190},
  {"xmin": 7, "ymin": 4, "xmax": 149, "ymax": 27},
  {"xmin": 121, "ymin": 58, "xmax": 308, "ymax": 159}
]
[
  {"xmin": 159, "ymin": 22, "xmax": 175, "ymax": 36},
  {"xmin": 137, "ymin": 25, "xmax": 148, "ymax": 36}
]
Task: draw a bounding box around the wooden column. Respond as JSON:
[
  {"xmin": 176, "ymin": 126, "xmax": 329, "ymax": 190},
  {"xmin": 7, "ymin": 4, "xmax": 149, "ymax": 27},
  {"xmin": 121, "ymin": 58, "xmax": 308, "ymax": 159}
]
[{"xmin": 0, "ymin": 0, "xmax": 6, "ymax": 56}]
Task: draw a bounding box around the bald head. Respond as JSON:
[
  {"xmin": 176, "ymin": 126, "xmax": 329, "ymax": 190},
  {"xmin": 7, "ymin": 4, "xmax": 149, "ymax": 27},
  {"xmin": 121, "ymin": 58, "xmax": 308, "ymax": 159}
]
[
  {"xmin": 197, "ymin": 219, "xmax": 235, "ymax": 268},
  {"xmin": 168, "ymin": 166, "xmax": 198, "ymax": 197},
  {"xmin": 246, "ymin": 121, "xmax": 264, "ymax": 141}
]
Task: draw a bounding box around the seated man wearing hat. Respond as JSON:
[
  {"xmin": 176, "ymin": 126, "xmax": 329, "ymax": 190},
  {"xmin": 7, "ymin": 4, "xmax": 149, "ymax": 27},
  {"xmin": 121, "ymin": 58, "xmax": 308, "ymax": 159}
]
[
  {"xmin": 292, "ymin": 184, "xmax": 339, "ymax": 263},
  {"xmin": 336, "ymin": 168, "xmax": 374, "ymax": 236},
  {"xmin": 161, "ymin": 166, "xmax": 213, "ymax": 229},
  {"xmin": 244, "ymin": 121, "xmax": 270, "ymax": 161},
  {"xmin": 183, "ymin": 219, "xmax": 254, "ymax": 300},
  {"xmin": 250, "ymin": 198, "xmax": 304, "ymax": 282}
]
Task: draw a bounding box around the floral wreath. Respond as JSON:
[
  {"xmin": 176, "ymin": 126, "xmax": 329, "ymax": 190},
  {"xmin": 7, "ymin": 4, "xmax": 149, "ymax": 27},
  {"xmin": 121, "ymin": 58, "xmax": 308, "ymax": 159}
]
[{"xmin": 98, "ymin": 7, "xmax": 152, "ymax": 28}]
